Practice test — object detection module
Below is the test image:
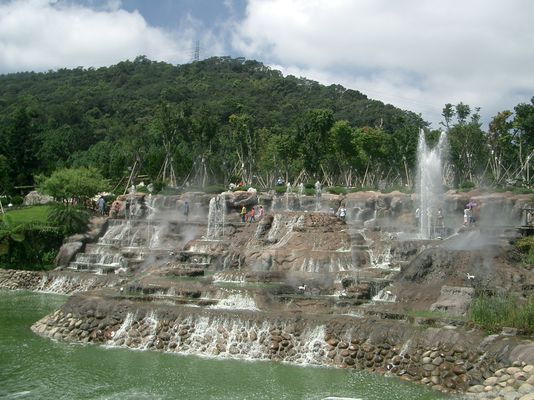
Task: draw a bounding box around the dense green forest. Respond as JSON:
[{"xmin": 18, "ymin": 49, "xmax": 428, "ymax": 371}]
[{"xmin": 0, "ymin": 56, "xmax": 533, "ymax": 194}]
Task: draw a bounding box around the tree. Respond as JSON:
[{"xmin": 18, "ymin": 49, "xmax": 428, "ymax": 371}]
[
  {"xmin": 447, "ymin": 105, "xmax": 487, "ymax": 184},
  {"xmin": 327, "ymin": 120, "xmax": 358, "ymax": 186},
  {"xmin": 513, "ymin": 97, "xmax": 534, "ymax": 186},
  {"xmin": 297, "ymin": 109, "xmax": 335, "ymax": 178},
  {"xmin": 38, "ymin": 167, "xmax": 108, "ymax": 206},
  {"xmin": 228, "ymin": 113, "xmax": 257, "ymax": 185},
  {"xmin": 488, "ymin": 110, "xmax": 514, "ymax": 183}
]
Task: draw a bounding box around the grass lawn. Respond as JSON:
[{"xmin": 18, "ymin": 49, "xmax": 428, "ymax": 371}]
[{"xmin": 1, "ymin": 205, "xmax": 52, "ymax": 224}]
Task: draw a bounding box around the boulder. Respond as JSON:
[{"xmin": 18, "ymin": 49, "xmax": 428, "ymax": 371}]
[
  {"xmin": 430, "ymin": 286, "xmax": 475, "ymax": 316},
  {"xmin": 24, "ymin": 191, "xmax": 54, "ymax": 206},
  {"xmin": 55, "ymin": 241, "xmax": 84, "ymax": 267}
]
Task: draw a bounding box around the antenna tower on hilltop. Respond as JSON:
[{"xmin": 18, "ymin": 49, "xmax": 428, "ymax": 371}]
[{"xmin": 192, "ymin": 40, "xmax": 200, "ymax": 62}]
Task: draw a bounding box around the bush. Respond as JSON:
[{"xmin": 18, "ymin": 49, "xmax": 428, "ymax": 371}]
[
  {"xmin": 383, "ymin": 185, "xmax": 412, "ymax": 194},
  {"xmin": 11, "ymin": 195, "xmax": 24, "ymax": 205},
  {"xmin": 512, "ymin": 187, "xmax": 534, "ymax": 195},
  {"xmin": 0, "ymin": 222, "xmax": 63, "ymax": 270},
  {"xmin": 136, "ymin": 185, "xmax": 149, "ymax": 193},
  {"xmin": 326, "ymin": 186, "xmax": 347, "ymax": 195},
  {"xmin": 350, "ymin": 186, "xmax": 374, "ymax": 193},
  {"xmin": 275, "ymin": 186, "xmax": 288, "ymax": 195},
  {"xmin": 459, "ymin": 181, "xmax": 476, "ymax": 191},
  {"xmin": 204, "ymin": 184, "xmax": 226, "ymax": 194},
  {"xmin": 47, "ymin": 204, "xmax": 90, "ymax": 236},
  {"xmin": 515, "ymin": 236, "xmax": 534, "ymax": 267},
  {"xmin": 152, "ymin": 180, "xmax": 166, "ymax": 193},
  {"xmin": 468, "ymin": 293, "xmax": 534, "ymax": 334}
]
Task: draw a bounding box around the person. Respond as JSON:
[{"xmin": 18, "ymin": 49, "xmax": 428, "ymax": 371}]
[
  {"xmin": 463, "ymin": 207, "xmax": 471, "ymax": 226},
  {"xmin": 437, "ymin": 208, "xmax": 444, "ymax": 227},
  {"xmin": 258, "ymin": 205, "xmax": 264, "ymax": 220},
  {"xmin": 466, "ymin": 201, "xmax": 478, "ymax": 226},
  {"xmin": 249, "ymin": 207, "xmax": 256, "ymax": 223},
  {"xmin": 184, "ymin": 200, "xmax": 190, "ymax": 221},
  {"xmin": 241, "ymin": 206, "xmax": 247, "ymax": 223},
  {"xmin": 337, "ymin": 205, "xmax": 347, "ymax": 221},
  {"xmin": 97, "ymin": 196, "xmax": 106, "ymax": 216},
  {"xmin": 414, "ymin": 208, "xmax": 420, "ymax": 226}
]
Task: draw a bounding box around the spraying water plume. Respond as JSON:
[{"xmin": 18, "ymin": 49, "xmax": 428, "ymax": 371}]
[{"xmin": 416, "ymin": 130, "xmax": 448, "ymax": 239}]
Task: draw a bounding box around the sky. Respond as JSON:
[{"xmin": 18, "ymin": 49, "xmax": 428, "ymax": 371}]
[{"xmin": 0, "ymin": 0, "xmax": 533, "ymax": 128}]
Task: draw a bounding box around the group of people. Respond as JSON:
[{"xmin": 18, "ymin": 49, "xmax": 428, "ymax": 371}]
[{"xmin": 241, "ymin": 205, "xmax": 264, "ymax": 223}]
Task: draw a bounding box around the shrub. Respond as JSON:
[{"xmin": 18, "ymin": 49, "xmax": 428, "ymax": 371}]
[
  {"xmin": 512, "ymin": 187, "xmax": 534, "ymax": 195},
  {"xmin": 459, "ymin": 181, "xmax": 476, "ymax": 191},
  {"xmin": 136, "ymin": 185, "xmax": 149, "ymax": 193},
  {"xmin": 152, "ymin": 180, "xmax": 166, "ymax": 193},
  {"xmin": 515, "ymin": 236, "xmax": 534, "ymax": 267},
  {"xmin": 468, "ymin": 293, "xmax": 534, "ymax": 334},
  {"xmin": 383, "ymin": 185, "xmax": 412, "ymax": 194},
  {"xmin": 0, "ymin": 221, "xmax": 62, "ymax": 270},
  {"xmin": 204, "ymin": 184, "xmax": 226, "ymax": 194},
  {"xmin": 47, "ymin": 204, "xmax": 90, "ymax": 236},
  {"xmin": 350, "ymin": 187, "xmax": 374, "ymax": 193},
  {"xmin": 327, "ymin": 186, "xmax": 347, "ymax": 195},
  {"xmin": 11, "ymin": 195, "xmax": 24, "ymax": 205}
]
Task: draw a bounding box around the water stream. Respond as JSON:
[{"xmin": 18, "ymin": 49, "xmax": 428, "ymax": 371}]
[{"xmin": 0, "ymin": 290, "xmax": 457, "ymax": 399}]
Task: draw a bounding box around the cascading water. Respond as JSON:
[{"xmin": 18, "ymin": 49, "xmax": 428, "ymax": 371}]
[
  {"xmin": 416, "ymin": 130, "xmax": 447, "ymax": 239},
  {"xmin": 206, "ymin": 195, "xmax": 227, "ymax": 240}
]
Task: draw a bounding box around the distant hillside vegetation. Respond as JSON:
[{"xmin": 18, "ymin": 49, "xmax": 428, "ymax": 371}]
[{"xmin": 0, "ymin": 56, "xmax": 426, "ymax": 191}]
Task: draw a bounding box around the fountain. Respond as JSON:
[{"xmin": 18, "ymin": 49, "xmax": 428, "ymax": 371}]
[
  {"xmin": 285, "ymin": 182, "xmax": 292, "ymax": 211},
  {"xmin": 416, "ymin": 129, "xmax": 447, "ymax": 239},
  {"xmin": 314, "ymin": 180, "xmax": 322, "ymax": 211},
  {"xmin": 298, "ymin": 182, "xmax": 305, "ymax": 209}
]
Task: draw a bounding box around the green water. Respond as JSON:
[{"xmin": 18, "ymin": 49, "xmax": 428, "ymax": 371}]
[{"xmin": 0, "ymin": 290, "xmax": 457, "ymax": 400}]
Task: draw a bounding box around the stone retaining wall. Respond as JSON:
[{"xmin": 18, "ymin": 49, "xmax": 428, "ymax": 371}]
[{"xmin": 30, "ymin": 295, "xmax": 534, "ymax": 396}]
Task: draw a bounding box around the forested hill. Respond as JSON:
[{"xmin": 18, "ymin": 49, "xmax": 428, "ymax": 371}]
[{"xmin": 0, "ymin": 56, "xmax": 426, "ymax": 191}]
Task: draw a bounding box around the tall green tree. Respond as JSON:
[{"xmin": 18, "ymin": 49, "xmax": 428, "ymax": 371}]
[
  {"xmin": 297, "ymin": 109, "xmax": 335, "ymax": 178},
  {"xmin": 513, "ymin": 97, "xmax": 534, "ymax": 186},
  {"xmin": 446, "ymin": 104, "xmax": 487, "ymax": 184}
]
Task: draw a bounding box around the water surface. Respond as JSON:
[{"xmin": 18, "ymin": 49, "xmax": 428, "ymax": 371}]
[{"xmin": 0, "ymin": 290, "xmax": 457, "ymax": 400}]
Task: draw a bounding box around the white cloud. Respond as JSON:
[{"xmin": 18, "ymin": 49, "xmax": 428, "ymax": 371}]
[
  {"xmin": 233, "ymin": 0, "xmax": 534, "ymax": 127},
  {"xmin": 0, "ymin": 0, "xmax": 193, "ymax": 72}
]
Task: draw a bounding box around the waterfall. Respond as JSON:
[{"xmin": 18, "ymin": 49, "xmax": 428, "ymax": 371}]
[
  {"xmin": 111, "ymin": 312, "xmax": 135, "ymax": 343},
  {"xmin": 300, "ymin": 325, "xmax": 327, "ymax": 364},
  {"xmin": 139, "ymin": 311, "xmax": 159, "ymax": 350},
  {"xmin": 35, "ymin": 275, "xmax": 98, "ymax": 294},
  {"xmin": 206, "ymin": 195, "xmax": 226, "ymax": 240},
  {"xmin": 209, "ymin": 291, "xmax": 259, "ymax": 311},
  {"xmin": 267, "ymin": 214, "xmax": 304, "ymax": 248},
  {"xmin": 372, "ymin": 288, "xmax": 397, "ymax": 303},
  {"xmin": 416, "ymin": 130, "xmax": 447, "ymax": 239}
]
